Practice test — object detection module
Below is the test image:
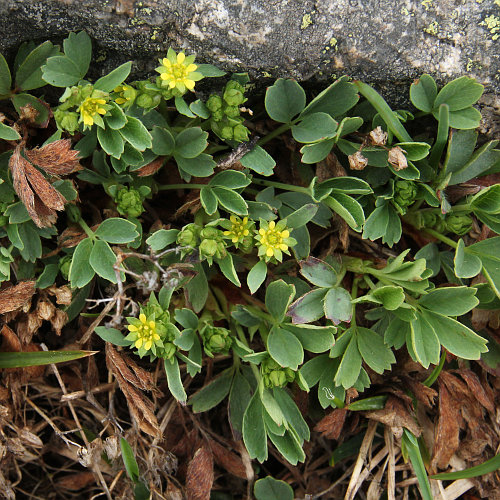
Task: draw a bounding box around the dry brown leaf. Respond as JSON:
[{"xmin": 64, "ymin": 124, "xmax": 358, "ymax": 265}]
[
  {"xmin": 208, "ymin": 439, "xmax": 247, "ymax": 479},
  {"xmin": 403, "ymin": 377, "xmax": 437, "ymax": 408},
  {"xmin": 58, "ymin": 226, "xmax": 88, "ymax": 248},
  {"xmin": 431, "ymin": 379, "xmax": 461, "ymax": 472},
  {"xmin": 136, "ymin": 156, "xmax": 165, "ymax": 176},
  {"xmin": 47, "ymin": 285, "xmax": 72, "ymax": 305},
  {"xmin": 0, "ymin": 281, "xmax": 35, "ymax": 315},
  {"xmin": 364, "ymin": 396, "xmax": 421, "ymax": 437},
  {"xmin": 36, "ymin": 299, "xmax": 55, "ymax": 321},
  {"xmin": 55, "ymin": 472, "xmax": 96, "ymax": 491},
  {"xmin": 186, "ymin": 446, "xmax": 214, "ymax": 500},
  {"xmin": 24, "ymin": 139, "xmax": 82, "ymax": 175},
  {"xmin": 314, "ymin": 408, "xmax": 348, "ymax": 440},
  {"xmin": 458, "ymin": 370, "xmax": 495, "ymax": 413},
  {"xmin": 106, "ymin": 344, "xmax": 160, "ymax": 437},
  {"xmin": 51, "ymin": 308, "xmax": 68, "ymax": 336}
]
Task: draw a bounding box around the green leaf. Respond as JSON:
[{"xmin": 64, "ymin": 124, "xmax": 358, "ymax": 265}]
[
  {"xmin": 334, "ymin": 331, "xmax": 363, "ymax": 389},
  {"xmin": 428, "ymin": 104, "xmax": 449, "ymax": 168},
  {"xmin": 164, "ymin": 356, "xmax": 187, "ymax": 403},
  {"xmin": 443, "ymin": 129, "xmax": 477, "ymax": 174},
  {"xmin": 0, "ymin": 350, "xmax": 94, "ymax": 369},
  {"xmin": 445, "ymin": 107, "xmax": 482, "ymax": 130},
  {"xmin": 36, "ymin": 263, "xmax": 59, "ymax": 289},
  {"xmin": 11, "ymin": 94, "xmax": 50, "ymax": 127},
  {"xmin": 175, "ymin": 127, "xmax": 208, "ymax": 158},
  {"xmin": 19, "ymin": 41, "xmax": 59, "ymax": 89},
  {"xmin": 319, "ymin": 176, "xmax": 372, "ymax": 195},
  {"xmin": 240, "ymin": 146, "xmax": 275, "ymax": 176},
  {"xmin": 94, "ymin": 326, "xmax": 130, "ymax": 346},
  {"xmin": 323, "ymin": 193, "xmax": 364, "ymax": 231},
  {"xmin": 0, "ymin": 122, "xmax": 21, "ymax": 141},
  {"xmin": 363, "ymin": 202, "xmax": 401, "ymax": 248},
  {"xmin": 410, "ymin": 313, "xmax": 441, "ymax": 368},
  {"xmin": 348, "ymin": 395, "xmax": 388, "ymax": 411},
  {"xmin": 243, "ymin": 393, "xmax": 268, "ymax": 462},
  {"xmin": 454, "ymin": 238, "xmax": 482, "ymax": 278},
  {"xmin": 41, "ymin": 56, "xmax": 82, "ymax": 87},
  {"xmin": 268, "ymin": 326, "xmax": 304, "ymax": 370},
  {"xmin": 431, "ymin": 452, "xmax": 500, "ymax": 480},
  {"xmin": 323, "ymin": 287, "xmax": 352, "ymax": 324},
  {"xmin": 175, "ymin": 308, "xmax": 198, "ymax": 330},
  {"xmin": 213, "ymin": 187, "xmax": 248, "ymax": 215},
  {"xmin": 151, "ymin": 126, "xmax": 175, "ymax": 155},
  {"xmin": 89, "ymin": 239, "xmax": 117, "ymax": 283},
  {"xmin": 300, "ymin": 77, "xmax": 359, "ymax": 119},
  {"xmin": 119, "ymin": 116, "xmax": 152, "ymax": 151},
  {"xmin": 402, "ymin": 430, "xmax": 433, "ymax": 500},
  {"xmin": 174, "ymin": 96, "xmax": 196, "ymax": 117},
  {"xmin": 353, "ymin": 81, "xmax": 412, "ymax": 142},
  {"xmin": 196, "ymin": 63, "xmax": 226, "ymax": 77},
  {"xmin": 95, "ymin": 218, "xmax": 138, "ymax": 243},
  {"xmin": 185, "ymin": 263, "xmax": 208, "ymax": 313},
  {"xmin": 466, "ymin": 237, "xmax": 500, "ymax": 297},
  {"xmin": 335, "ymin": 116, "xmax": 364, "ymax": 139},
  {"xmin": 105, "ymin": 102, "xmax": 127, "ymax": 130},
  {"xmin": 63, "ymin": 31, "xmax": 92, "ymax": 77},
  {"xmin": 358, "ymin": 285, "xmax": 405, "ymax": 310},
  {"xmin": 291, "ymin": 112, "xmax": 337, "ymax": 143},
  {"xmin": 97, "ymin": 126, "xmax": 124, "ymax": 158},
  {"xmin": 190, "ymin": 368, "xmax": 234, "ymax": 412},
  {"xmin": 356, "ymin": 327, "xmax": 395, "ymax": 373},
  {"xmin": 265, "ymin": 78, "xmax": 306, "ymax": 123},
  {"xmin": 254, "ymin": 477, "xmax": 294, "ymax": 500},
  {"xmin": 210, "ymin": 170, "xmax": 250, "ymax": 189},
  {"xmin": 273, "ymin": 388, "xmax": 310, "ymax": 440},
  {"xmin": 190, "ymin": 99, "xmax": 211, "ymax": 119},
  {"xmin": 421, "ymin": 309, "xmax": 488, "ymax": 360},
  {"xmin": 285, "ymin": 324, "xmax": 335, "ymax": 353},
  {"xmin": 229, "ymin": 372, "xmax": 253, "ymax": 434},
  {"xmin": 395, "ymin": 141, "xmax": 431, "ymax": 161},
  {"xmin": 200, "ymin": 187, "xmax": 218, "ymax": 215},
  {"xmin": 217, "ymin": 252, "xmax": 241, "ymax": 286},
  {"xmin": 119, "ymin": 438, "xmax": 140, "ymax": 482},
  {"xmin": 146, "ymin": 229, "xmax": 179, "ymax": 251},
  {"xmin": 433, "ymin": 76, "xmax": 483, "ymax": 111},
  {"xmin": 409, "ymin": 74, "xmax": 437, "ymax": 112},
  {"xmin": 0, "ymin": 53, "xmax": 11, "ymax": 94},
  {"xmin": 285, "ymin": 204, "xmax": 318, "ymax": 229},
  {"xmin": 175, "ymin": 153, "xmax": 215, "ymax": 177},
  {"xmin": 419, "ymin": 286, "xmax": 478, "ymax": 316},
  {"xmin": 299, "ymin": 256, "xmax": 337, "ymax": 288},
  {"xmin": 470, "ymin": 185, "xmax": 500, "ymax": 214},
  {"xmin": 288, "ymin": 288, "xmax": 328, "ymax": 324},
  {"xmin": 247, "ymin": 260, "xmax": 267, "ymax": 294},
  {"xmin": 300, "ymin": 139, "xmax": 334, "ymax": 164},
  {"xmin": 94, "ymin": 62, "xmax": 132, "ymax": 92},
  {"xmin": 265, "ymin": 280, "xmax": 295, "ymax": 323},
  {"xmin": 69, "ymin": 238, "xmax": 95, "ymax": 288}
]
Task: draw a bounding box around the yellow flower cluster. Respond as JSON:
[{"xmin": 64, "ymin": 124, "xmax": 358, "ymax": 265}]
[
  {"xmin": 223, "ymin": 215, "xmax": 251, "ymax": 243},
  {"xmin": 156, "ymin": 49, "xmax": 202, "ymax": 93},
  {"xmin": 257, "ymin": 220, "xmax": 291, "ymax": 258},
  {"xmin": 127, "ymin": 313, "xmax": 161, "ymax": 350},
  {"xmin": 79, "ymin": 96, "xmax": 108, "ymax": 128}
]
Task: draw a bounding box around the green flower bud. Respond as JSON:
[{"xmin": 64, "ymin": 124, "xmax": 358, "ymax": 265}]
[
  {"xmin": 177, "ymin": 223, "xmax": 201, "ymax": 248},
  {"xmin": 200, "ymin": 226, "xmax": 223, "ymax": 241},
  {"xmin": 221, "ymin": 126, "xmax": 234, "ymax": 140},
  {"xmin": 223, "ymin": 105, "xmax": 240, "ymax": 118},
  {"xmin": 199, "ymin": 238, "xmax": 219, "ymax": 259},
  {"xmin": 200, "ymin": 324, "xmax": 232, "ymax": 356},
  {"xmin": 115, "ymin": 187, "xmax": 144, "ymax": 218},
  {"xmin": 421, "ymin": 212, "xmax": 437, "ymax": 228},
  {"xmin": 136, "ymin": 93, "xmax": 155, "ymax": 109},
  {"xmin": 233, "ymin": 124, "xmax": 249, "ymax": 142},
  {"xmin": 445, "ymin": 214, "xmax": 473, "ymax": 236},
  {"xmin": 261, "ymin": 357, "xmax": 295, "ymax": 388},
  {"xmin": 225, "ymin": 80, "xmax": 245, "ymax": 93},
  {"xmin": 211, "ymin": 109, "xmax": 224, "ymax": 122},
  {"xmin": 393, "ymin": 180, "xmax": 417, "ymax": 213},
  {"xmin": 433, "ymin": 218, "xmax": 446, "ymax": 232},
  {"xmin": 59, "ymin": 255, "xmax": 72, "ymax": 281},
  {"xmin": 223, "ymin": 88, "xmax": 245, "ymax": 106},
  {"xmin": 206, "ymin": 95, "xmax": 223, "ymax": 112},
  {"xmin": 54, "ymin": 110, "xmax": 79, "ymax": 133},
  {"xmin": 162, "ymin": 342, "xmax": 177, "ymax": 360}
]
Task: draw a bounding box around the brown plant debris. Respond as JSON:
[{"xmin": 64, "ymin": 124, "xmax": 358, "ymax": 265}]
[
  {"xmin": 186, "ymin": 446, "xmax": 214, "ymax": 500},
  {"xmin": 314, "ymin": 408, "xmax": 348, "ymax": 440},
  {"xmin": 0, "ymin": 281, "xmax": 35, "ymax": 315}
]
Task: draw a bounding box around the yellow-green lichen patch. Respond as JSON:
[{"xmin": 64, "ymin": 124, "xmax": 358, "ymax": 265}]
[
  {"xmin": 480, "ymin": 15, "xmax": 500, "ymax": 40},
  {"xmin": 421, "ymin": 0, "xmax": 433, "ymax": 10},
  {"xmin": 151, "ymin": 29, "xmax": 160, "ymax": 41},
  {"xmin": 401, "ymin": 6, "xmax": 410, "ymax": 15},
  {"xmin": 301, "ymin": 13, "xmax": 313, "ymax": 29},
  {"xmin": 330, "ymin": 37, "xmax": 338, "ymax": 51},
  {"xmin": 424, "ymin": 21, "xmax": 439, "ymax": 35}
]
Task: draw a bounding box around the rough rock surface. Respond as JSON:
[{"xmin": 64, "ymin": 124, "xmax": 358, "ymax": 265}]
[{"xmin": 0, "ymin": 0, "xmax": 498, "ymax": 133}]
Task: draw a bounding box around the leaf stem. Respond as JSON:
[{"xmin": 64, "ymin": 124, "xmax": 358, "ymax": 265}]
[
  {"xmin": 251, "ymin": 177, "xmax": 308, "ymax": 194},
  {"xmin": 78, "ymin": 219, "xmax": 96, "ymax": 240},
  {"xmin": 157, "ymin": 183, "xmax": 207, "ymax": 191},
  {"xmin": 257, "ymin": 122, "xmax": 292, "ymax": 147},
  {"xmin": 423, "ymin": 349, "xmax": 446, "ymax": 387},
  {"xmin": 421, "ymin": 228, "xmax": 458, "ymax": 249}
]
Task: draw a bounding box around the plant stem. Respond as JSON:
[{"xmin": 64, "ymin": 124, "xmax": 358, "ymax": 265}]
[
  {"xmin": 251, "ymin": 177, "xmax": 308, "ymax": 194},
  {"xmin": 422, "ymin": 228, "xmax": 458, "ymax": 249},
  {"xmin": 158, "ymin": 183, "xmax": 207, "ymax": 191},
  {"xmin": 423, "ymin": 350, "xmax": 446, "ymax": 387},
  {"xmin": 257, "ymin": 123, "xmax": 292, "ymax": 147},
  {"xmin": 78, "ymin": 219, "xmax": 96, "ymax": 240}
]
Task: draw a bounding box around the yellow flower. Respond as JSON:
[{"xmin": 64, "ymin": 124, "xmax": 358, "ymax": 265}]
[
  {"xmin": 78, "ymin": 96, "xmax": 108, "ymax": 128},
  {"xmin": 127, "ymin": 313, "xmax": 161, "ymax": 351},
  {"xmin": 223, "ymin": 215, "xmax": 252, "ymax": 243},
  {"xmin": 255, "ymin": 219, "xmax": 297, "ymax": 262},
  {"xmin": 156, "ymin": 49, "xmax": 203, "ymax": 93},
  {"xmin": 113, "ymin": 84, "xmax": 137, "ymax": 108}
]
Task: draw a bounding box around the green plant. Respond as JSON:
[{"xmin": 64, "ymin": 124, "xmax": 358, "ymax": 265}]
[{"xmin": 1, "ymin": 30, "xmax": 499, "ymax": 498}]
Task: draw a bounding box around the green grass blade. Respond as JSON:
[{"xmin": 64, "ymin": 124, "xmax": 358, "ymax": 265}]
[
  {"xmin": 353, "ymin": 81, "xmax": 413, "ymax": 143},
  {"xmin": 0, "ymin": 350, "xmax": 95, "ymax": 368},
  {"xmin": 431, "ymin": 452, "xmax": 500, "ymax": 480},
  {"xmin": 402, "ymin": 429, "xmax": 433, "ymax": 500}
]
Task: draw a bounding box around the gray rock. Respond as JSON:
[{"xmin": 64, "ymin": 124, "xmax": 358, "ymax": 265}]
[{"xmin": 0, "ymin": 0, "xmax": 498, "ymax": 134}]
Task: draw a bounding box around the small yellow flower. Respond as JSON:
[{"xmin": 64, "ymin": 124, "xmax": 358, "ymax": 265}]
[
  {"xmin": 79, "ymin": 96, "xmax": 108, "ymax": 128},
  {"xmin": 255, "ymin": 219, "xmax": 297, "ymax": 262},
  {"xmin": 155, "ymin": 49, "xmax": 203, "ymax": 93},
  {"xmin": 127, "ymin": 313, "xmax": 161, "ymax": 351},
  {"xmin": 223, "ymin": 215, "xmax": 251, "ymax": 243},
  {"xmin": 113, "ymin": 84, "xmax": 137, "ymax": 108}
]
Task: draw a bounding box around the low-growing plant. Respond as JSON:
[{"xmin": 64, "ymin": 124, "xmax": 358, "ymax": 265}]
[{"xmin": 1, "ymin": 30, "xmax": 499, "ymax": 498}]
